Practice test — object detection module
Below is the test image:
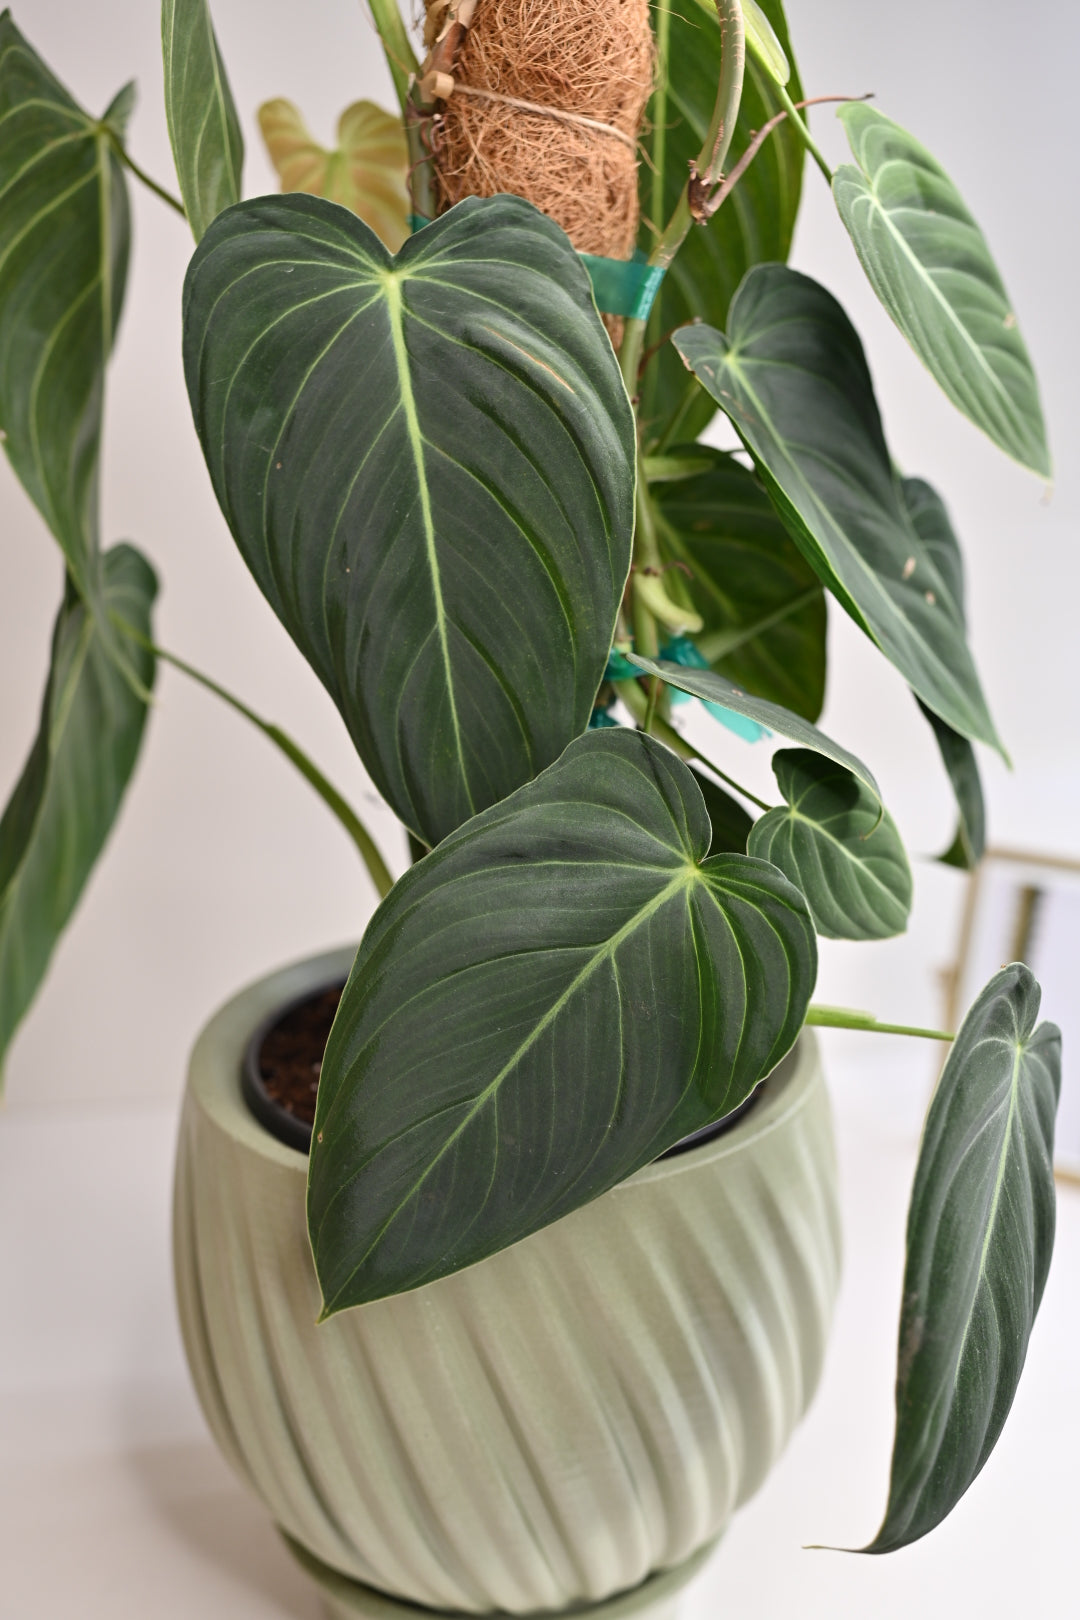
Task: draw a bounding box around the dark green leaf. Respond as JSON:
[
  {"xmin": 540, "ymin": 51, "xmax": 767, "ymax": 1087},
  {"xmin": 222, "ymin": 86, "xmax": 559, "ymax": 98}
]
[
  {"xmin": 637, "ymin": 0, "xmax": 803, "ymax": 449},
  {"xmin": 0, "ymin": 545, "xmax": 157, "ymax": 1080},
  {"xmin": 307, "ymin": 728, "xmax": 816, "ymax": 1313},
  {"xmin": 627, "ymin": 653, "xmax": 882, "ymax": 804},
  {"xmin": 748, "ymin": 748, "xmax": 911, "ymax": 940},
  {"xmin": 864, "ymin": 964, "xmax": 1060, "ymax": 1551},
  {"xmin": 162, "ymin": 0, "xmax": 243, "ymax": 240},
  {"xmin": 691, "ymin": 765, "xmax": 754, "ymax": 855},
  {"xmin": 834, "ymin": 104, "xmax": 1049, "ymax": 478},
  {"xmin": 650, "ymin": 446, "xmax": 826, "ymax": 720},
  {"xmin": 0, "ymin": 10, "xmax": 130, "ymax": 594},
  {"xmin": 674, "ymin": 267, "xmax": 1002, "ymax": 753},
  {"xmin": 183, "ymin": 193, "xmax": 635, "ymax": 846},
  {"xmin": 898, "ymin": 478, "xmax": 986, "ymax": 868}
]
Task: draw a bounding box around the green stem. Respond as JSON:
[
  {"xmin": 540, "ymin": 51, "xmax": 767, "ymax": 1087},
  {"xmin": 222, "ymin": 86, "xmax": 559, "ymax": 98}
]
[
  {"xmin": 775, "ymin": 82, "xmax": 833, "ymax": 182},
  {"xmin": 365, "ymin": 0, "xmax": 420, "ymax": 117},
  {"xmin": 806, "ymin": 1005, "xmax": 954, "ymax": 1041},
  {"xmin": 108, "ymin": 135, "xmax": 187, "ymax": 218},
  {"xmin": 613, "ymin": 681, "xmax": 771, "ymax": 812},
  {"xmin": 144, "ymin": 638, "xmax": 395, "ymax": 900},
  {"xmin": 620, "ymin": 0, "xmax": 746, "ymax": 392}
]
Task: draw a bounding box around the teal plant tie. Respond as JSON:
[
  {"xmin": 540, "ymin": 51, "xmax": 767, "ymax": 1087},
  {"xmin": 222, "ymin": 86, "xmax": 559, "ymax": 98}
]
[
  {"xmin": 579, "ymin": 251, "xmax": 666, "ymax": 322},
  {"xmin": 604, "ymin": 648, "xmax": 640, "ymax": 683},
  {"xmin": 409, "ymin": 216, "xmax": 665, "ymax": 322},
  {"xmin": 660, "ymin": 636, "xmax": 771, "ymax": 743},
  {"xmin": 588, "ymin": 707, "xmax": 620, "ymax": 729}
]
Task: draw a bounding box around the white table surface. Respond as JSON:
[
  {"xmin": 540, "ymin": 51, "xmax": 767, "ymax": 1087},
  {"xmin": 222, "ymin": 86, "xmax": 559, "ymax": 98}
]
[{"xmin": 2, "ymin": 1031, "xmax": 1077, "ymax": 1619}]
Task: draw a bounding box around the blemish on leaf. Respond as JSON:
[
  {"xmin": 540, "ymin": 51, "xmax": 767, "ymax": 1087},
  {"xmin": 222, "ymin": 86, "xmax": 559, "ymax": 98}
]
[
  {"xmin": 925, "ymin": 590, "xmax": 936, "ymax": 606},
  {"xmin": 479, "ymin": 326, "xmax": 575, "ymax": 394},
  {"xmin": 902, "ymin": 556, "xmax": 916, "ymax": 579},
  {"xmin": 1003, "ymin": 312, "xmax": 1017, "ymax": 329}
]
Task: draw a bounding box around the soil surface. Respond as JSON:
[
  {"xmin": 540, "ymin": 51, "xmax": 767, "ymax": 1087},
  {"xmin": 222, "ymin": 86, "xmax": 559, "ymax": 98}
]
[{"xmin": 257, "ymin": 984, "xmax": 344, "ymax": 1128}]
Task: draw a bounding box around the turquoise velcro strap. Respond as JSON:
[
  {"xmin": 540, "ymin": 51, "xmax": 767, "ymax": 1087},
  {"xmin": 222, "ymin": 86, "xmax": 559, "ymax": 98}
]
[
  {"xmin": 579, "ymin": 251, "xmax": 666, "ymax": 322},
  {"xmin": 410, "ymin": 215, "xmax": 664, "ymax": 323}
]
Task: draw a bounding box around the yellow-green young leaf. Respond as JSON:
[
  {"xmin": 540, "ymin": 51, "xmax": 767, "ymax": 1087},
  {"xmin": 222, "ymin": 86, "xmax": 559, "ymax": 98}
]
[
  {"xmin": 864, "ymin": 965, "xmax": 1060, "ymax": 1550},
  {"xmin": 0, "ymin": 10, "xmax": 130, "ymax": 595},
  {"xmin": 742, "ymin": 0, "xmax": 791, "ymax": 84},
  {"xmin": 834, "ymin": 104, "xmax": 1049, "ymax": 478},
  {"xmin": 0, "ymin": 545, "xmax": 157, "ymax": 1082},
  {"xmin": 162, "ymin": 0, "xmax": 243, "ymax": 240},
  {"xmin": 258, "ymin": 98, "xmax": 409, "ymax": 252},
  {"xmin": 308, "ymin": 729, "xmax": 817, "ymax": 1313}
]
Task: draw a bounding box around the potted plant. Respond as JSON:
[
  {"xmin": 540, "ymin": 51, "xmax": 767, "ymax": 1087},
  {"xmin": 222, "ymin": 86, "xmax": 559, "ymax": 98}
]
[{"xmin": 0, "ymin": 1, "xmax": 1062, "ymax": 1616}]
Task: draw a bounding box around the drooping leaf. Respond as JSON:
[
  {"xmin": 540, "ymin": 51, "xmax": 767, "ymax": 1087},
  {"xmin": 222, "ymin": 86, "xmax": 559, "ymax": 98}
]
[
  {"xmin": 627, "ymin": 653, "xmax": 882, "ymax": 804},
  {"xmin": 162, "ymin": 0, "xmax": 243, "ymax": 240},
  {"xmin": 690, "ymin": 765, "xmax": 754, "ymax": 854},
  {"xmin": 863, "ymin": 964, "xmax": 1060, "ymax": 1551},
  {"xmin": 638, "ymin": 0, "xmax": 804, "ymax": 449},
  {"xmin": 183, "ymin": 193, "xmax": 635, "ymax": 847},
  {"xmin": 898, "ymin": 477, "xmax": 986, "ymax": 868},
  {"xmin": 834, "ymin": 104, "xmax": 1049, "ymax": 478},
  {"xmin": 258, "ymin": 98, "xmax": 409, "ymax": 251},
  {"xmin": 650, "ymin": 446, "xmax": 826, "ymax": 720},
  {"xmin": 0, "ymin": 545, "xmax": 157, "ymax": 1081},
  {"xmin": 308, "ymin": 728, "xmax": 817, "ymax": 1313},
  {"xmin": 748, "ymin": 748, "xmax": 911, "ymax": 940},
  {"xmin": 674, "ymin": 267, "xmax": 1003, "ymax": 753},
  {"xmin": 0, "ymin": 11, "xmax": 130, "ymax": 595}
]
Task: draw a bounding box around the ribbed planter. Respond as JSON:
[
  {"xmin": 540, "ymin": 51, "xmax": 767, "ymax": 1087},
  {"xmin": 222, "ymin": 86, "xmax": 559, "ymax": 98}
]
[{"xmin": 173, "ymin": 947, "xmax": 841, "ymax": 1618}]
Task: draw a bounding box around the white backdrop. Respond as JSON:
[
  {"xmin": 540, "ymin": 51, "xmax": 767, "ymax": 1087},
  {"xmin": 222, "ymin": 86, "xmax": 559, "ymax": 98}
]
[{"xmin": 0, "ymin": 4, "xmax": 1077, "ymax": 1614}]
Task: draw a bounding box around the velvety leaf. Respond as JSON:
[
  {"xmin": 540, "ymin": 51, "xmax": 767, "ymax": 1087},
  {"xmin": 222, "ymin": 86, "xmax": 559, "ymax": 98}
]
[
  {"xmin": 0, "ymin": 10, "xmax": 130, "ymax": 594},
  {"xmin": 650, "ymin": 446, "xmax": 826, "ymax": 720},
  {"xmin": 674, "ymin": 267, "xmax": 1002, "ymax": 753},
  {"xmin": 307, "ymin": 729, "xmax": 817, "ymax": 1313},
  {"xmin": 637, "ymin": 0, "xmax": 803, "ymax": 449},
  {"xmin": 899, "ymin": 477, "xmax": 986, "ymax": 867},
  {"xmin": 183, "ymin": 193, "xmax": 635, "ymax": 846},
  {"xmin": 258, "ymin": 97, "xmax": 408, "ymax": 251},
  {"xmin": 628, "ymin": 653, "xmax": 881, "ymax": 804},
  {"xmin": 748, "ymin": 748, "xmax": 911, "ymax": 940},
  {"xmin": 0, "ymin": 545, "xmax": 157, "ymax": 1080},
  {"xmin": 690, "ymin": 765, "xmax": 754, "ymax": 854},
  {"xmin": 162, "ymin": 0, "xmax": 243, "ymax": 240},
  {"xmin": 864, "ymin": 964, "xmax": 1060, "ymax": 1550},
  {"xmin": 834, "ymin": 104, "xmax": 1049, "ymax": 478}
]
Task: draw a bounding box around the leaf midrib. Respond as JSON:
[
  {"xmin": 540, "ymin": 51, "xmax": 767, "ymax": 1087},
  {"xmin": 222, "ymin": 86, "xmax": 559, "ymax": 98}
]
[{"xmin": 318, "ymin": 864, "xmax": 698, "ymax": 1301}]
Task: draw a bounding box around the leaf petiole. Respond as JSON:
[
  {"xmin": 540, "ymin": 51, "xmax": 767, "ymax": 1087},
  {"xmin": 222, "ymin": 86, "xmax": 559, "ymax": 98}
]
[
  {"xmin": 806, "ymin": 1004, "xmax": 954, "ymax": 1041},
  {"xmin": 106, "ymin": 132, "xmax": 187, "ymax": 218}
]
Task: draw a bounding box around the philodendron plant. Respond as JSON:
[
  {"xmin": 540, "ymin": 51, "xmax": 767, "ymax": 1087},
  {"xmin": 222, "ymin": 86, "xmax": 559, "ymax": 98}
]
[{"xmin": 0, "ymin": 0, "xmax": 1062, "ymax": 1555}]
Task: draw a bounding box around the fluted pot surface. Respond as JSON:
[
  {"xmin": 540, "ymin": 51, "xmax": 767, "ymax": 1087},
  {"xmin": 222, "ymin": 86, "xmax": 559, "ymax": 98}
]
[{"xmin": 174, "ymin": 948, "xmax": 841, "ymax": 1615}]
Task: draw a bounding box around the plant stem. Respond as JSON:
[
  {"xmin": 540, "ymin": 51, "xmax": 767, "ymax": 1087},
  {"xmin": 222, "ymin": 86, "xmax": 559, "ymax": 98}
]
[
  {"xmin": 620, "ymin": 0, "xmax": 746, "ymax": 392},
  {"xmin": 365, "ymin": 0, "xmax": 420, "ymax": 118},
  {"xmin": 774, "ymin": 82, "xmax": 833, "ymax": 182},
  {"xmin": 142, "ymin": 638, "xmax": 395, "ymax": 900},
  {"xmin": 108, "ymin": 136, "xmax": 187, "ymax": 218},
  {"xmin": 805, "ymin": 1004, "xmax": 954, "ymax": 1041}
]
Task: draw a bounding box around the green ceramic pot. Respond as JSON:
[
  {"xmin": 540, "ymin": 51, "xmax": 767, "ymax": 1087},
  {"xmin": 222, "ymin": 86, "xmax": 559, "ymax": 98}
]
[{"xmin": 173, "ymin": 947, "xmax": 841, "ymax": 1617}]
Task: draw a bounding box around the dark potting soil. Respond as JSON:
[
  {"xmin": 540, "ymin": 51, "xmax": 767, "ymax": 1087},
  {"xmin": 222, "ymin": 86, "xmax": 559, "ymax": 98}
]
[
  {"xmin": 256, "ymin": 983, "xmax": 343, "ymax": 1129},
  {"xmin": 245, "ymin": 981, "xmax": 764, "ymax": 1157}
]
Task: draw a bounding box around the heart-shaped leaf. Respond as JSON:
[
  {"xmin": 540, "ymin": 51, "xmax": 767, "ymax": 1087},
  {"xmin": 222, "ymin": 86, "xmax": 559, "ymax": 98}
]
[
  {"xmin": 258, "ymin": 98, "xmax": 409, "ymax": 251},
  {"xmin": 864, "ymin": 964, "xmax": 1060, "ymax": 1550},
  {"xmin": 183, "ymin": 193, "xmax": 635, "ymax": 846},
  {"xmin": 834, "ymin": 104, "xmax": 1049, "ymax": 478},
  {"xmin": 637, "ymin": 0, "xmax": 804, "ymax": 449},
  {"xmin": 627, "ymin": 653, "xmax": 882, "ymax": 804},
  {"xmin": 307, "ymin": 728, "xmax": 817, "ymax": 1314},
  {"xmin": 899, "ymin": 477, "xmax": 986, "ymax": 868},
  {"xmin": 0, "ymin": 12, "xmax": 130, "ymax": 595},
  {"xmin": 674, "ymin": 267, "xmax": 1002, "ymax": 753},
  {"xmin": 748, "ymin": 748, "xmax": 911, "ymax": 940},
  {"xmin": 0, "ymin": 545, "xmax": 157, "ymax": 1082},
  {"xmin": 162, "ymin": 0, "xmax": 244, "ymax": 240},
  {"xmin": 649, "ymin": 447, "xmax": 826, "ymax": 720}
]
